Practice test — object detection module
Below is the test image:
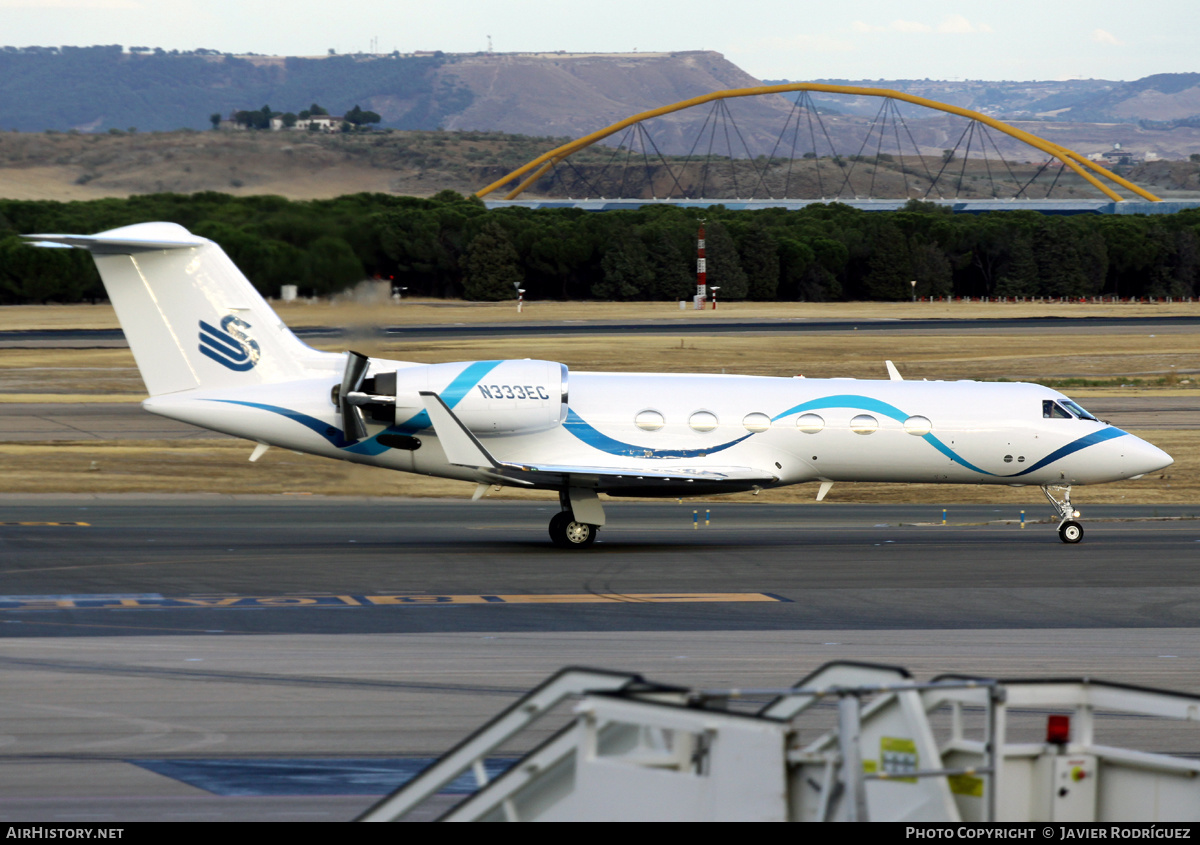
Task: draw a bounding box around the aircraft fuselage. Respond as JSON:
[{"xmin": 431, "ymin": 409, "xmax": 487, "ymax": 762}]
[{"xmin": 144, "ymin": 365, "xmax": 1170, "ymax": 495}]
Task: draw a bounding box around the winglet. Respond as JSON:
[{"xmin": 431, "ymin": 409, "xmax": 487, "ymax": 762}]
[
  {"xmin": 885, "ymin": 360, "xmax": 903, "ymax": 381},
  {"xmin": 419, "ymin": 391, "xmax": 501, "ymax": 469}
]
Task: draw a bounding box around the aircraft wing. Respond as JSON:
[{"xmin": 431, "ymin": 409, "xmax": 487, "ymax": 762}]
[{"xmin": 419, "ymin": 392, "xmax": 778, "ymax": 491}]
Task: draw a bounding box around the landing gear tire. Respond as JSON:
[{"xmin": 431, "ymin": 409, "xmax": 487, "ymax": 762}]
[
  {"xmin": 1058, "ymin": 520, "xmax": 1084, "ymax": 544},
  {"xmin": 1044, "ymin": 484, "xmax": 1085, "ymax": 545},
  {"xmin": 549, "ymin": 511, "xmax": 598, "ymax": 549}
]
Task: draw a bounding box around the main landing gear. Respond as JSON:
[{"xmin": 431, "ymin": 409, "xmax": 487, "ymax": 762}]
[
  {"xmin": 549, "ymin": 511, "xmax": 597, "ymax": 548},
  {"xmin": 1042, "ymin": 484, "xmax": 1084, "ymax": 544},
  {"xmin": 549, "ymin": 489, "xmax": 604, "ymax": 549}
]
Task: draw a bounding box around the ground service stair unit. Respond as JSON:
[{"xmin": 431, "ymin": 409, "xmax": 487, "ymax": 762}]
[{"xmin": 358, "ymin": 661, "xmax": 1200, "ymax": 822}]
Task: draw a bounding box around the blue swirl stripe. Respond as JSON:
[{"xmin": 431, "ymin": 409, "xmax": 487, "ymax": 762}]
[
  {"xmin": 442, "ymin": 360, "xmax": 504, "ymax": 405},
  {"xmin": 211, "ymin": 387, "xmax": 1130, "ymax": 476},
  {"xmin": 769, "ymin": 393, "xmax": 1128, "ymax": 477},
  {"xmin": 564, "ymin": 408, "xmax": 752, "ymax": 459},
  {"xmin": 208, "ymin": 399, "xmax": 419, "ymax": 456},
  {"xmin": 771, "ymin": 394, "xmax": 992, "ymax": 474},
  {"xmin": 918, "ymin": 433, "xmax": 992, "ymax": 475},
  {"xmin": 1003, "ymin": 426, "xmax": 1127, "ymax": 477},
  {"xmin": 207, "ymin": 360, "xmax": 507, "ymax": 456},
  {"xmin": 209, "ymin": 400, "xmax": 352, "ymax": 447},
  {"xmin": 771, "ymin": 394, "xmax": 909, "ymax": 423},
  {"xmin": 392, "ymin": 360, "xmax": 504, "ymax": 433},
  {"xmin": 567, "ymin": 392, "xmax": 1128, "ymax": 478}
]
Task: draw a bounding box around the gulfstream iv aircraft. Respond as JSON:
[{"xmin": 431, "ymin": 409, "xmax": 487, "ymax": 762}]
[{"xmin": 29, "ymin": 222, "xmax": 1173, "ymax": 547}]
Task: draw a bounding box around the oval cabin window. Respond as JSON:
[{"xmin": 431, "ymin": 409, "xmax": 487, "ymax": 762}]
[
  {"xmin": 742, "ymin": 413, "xmax": 771, "ymax": 433},
  {"xmin": 903, "ymin": 415, "xmax": 932, "ymax": 436},
  {"xmin": 850, "ymin": 414, "xmax": 878, "ymax": 435},
  {"xmin": 689, "ymin": 411, "xmax": 718, "ymax": 432},
  {"xmin": 635, "ymin": 409, "xmax": 665, "ymax": 431},
  {"xmin": 796, "ymin": 413, "xmax": 825, "ymax": 434}
]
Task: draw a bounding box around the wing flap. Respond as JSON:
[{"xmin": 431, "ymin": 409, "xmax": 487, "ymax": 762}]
[{"xmin": 498, "ymin": 461, "xmax": 777, "ymax": 483}]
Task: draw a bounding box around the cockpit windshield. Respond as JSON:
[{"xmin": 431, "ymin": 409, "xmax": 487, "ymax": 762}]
[
  {"xmin": 1061, "ymin": 399, "xmax": 1099, "ymax": 421},
  {"xmin": 1043, "ymin": 400, "xmax": 1074, "ymax": 419},
  {"xmin": 1042, "ymin": 399, "xmax": 1100, "ymax": 421}
]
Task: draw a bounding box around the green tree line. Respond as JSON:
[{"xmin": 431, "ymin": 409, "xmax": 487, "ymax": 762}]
[
  {"xmin": 225, "ymin": 102, "xmax": 381, "ymax": 131},
  {"xmin": 1, "ymin": 193, "xmax": 1199, "ymax": 305}
]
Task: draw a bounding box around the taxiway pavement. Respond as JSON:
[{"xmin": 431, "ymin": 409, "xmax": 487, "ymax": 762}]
[{"xmin": 2, "ymin": 497, "xmax": 1199, "ymax": 820}]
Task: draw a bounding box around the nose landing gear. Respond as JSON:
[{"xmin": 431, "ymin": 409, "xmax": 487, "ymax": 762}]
[
  {"xmin": 1058, "ymin": 519, "xmax": 1084, "ymax": 543},
  {"xmin": 1043, "ymin": 484, "xmax": 1084, "ymax": 544}
]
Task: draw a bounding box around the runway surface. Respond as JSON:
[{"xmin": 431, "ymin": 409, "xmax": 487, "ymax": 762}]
[
  {"xmin": 2, "ymin": 496, "xmax": 1200, "ymax": 820},
  {"xmin": 2, "ymin": 497, "xmax": 1200, "ymax": 636},
  {"xmin": 0, "ymin": 402, "xmax": 216, "ymax": 441}
]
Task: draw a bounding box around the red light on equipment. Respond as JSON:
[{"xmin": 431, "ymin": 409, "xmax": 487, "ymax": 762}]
[{"xmin": 1047, "ymin": 714, "xmax": 1070, "ymax": 744}]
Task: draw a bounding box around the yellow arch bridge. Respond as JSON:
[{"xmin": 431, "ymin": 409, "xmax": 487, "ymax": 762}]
[{"xmin": 476, "ymin": 84, "xmax": 1160, "ymax": 204}]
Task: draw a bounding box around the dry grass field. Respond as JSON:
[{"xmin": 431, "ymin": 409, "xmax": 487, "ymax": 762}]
[
  {"xmin": 0, "ymin": 300, "xmax": 1195, "ymax": 505},
  {"xmin": 5, "ymin": 128, "xmax": 1198, "ymax": 203},
  {"xmin": 4, "ymin": 298, "xmax": 1200, "ymax": 332},
  {"xmin": 4, "ymin": 331, "xmax": 1199, "ymax": 395}
]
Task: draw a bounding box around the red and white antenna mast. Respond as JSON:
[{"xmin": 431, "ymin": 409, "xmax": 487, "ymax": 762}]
[{"xmin": 695, "ymin": 221, "xmax": 707, "ymax": 310}]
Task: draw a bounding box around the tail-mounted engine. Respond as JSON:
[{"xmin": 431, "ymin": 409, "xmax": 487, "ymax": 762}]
[{"xmin": 335, "ymin": 356, "xmax": 568, "ymax": 442}]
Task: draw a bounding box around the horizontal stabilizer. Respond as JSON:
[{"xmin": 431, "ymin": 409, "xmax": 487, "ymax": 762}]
[
  {"xmin": 21, "ymin": 221, "xmax": 329, "ymax": 397},
  {"xmin": 24, "ymin": 223, "xmax": 206, "ymax": 254}
]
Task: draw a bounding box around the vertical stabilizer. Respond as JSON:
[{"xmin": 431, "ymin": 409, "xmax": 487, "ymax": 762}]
[{"xmin": 26, "ymin": 222, "xmax": 330, "ymax": 396}]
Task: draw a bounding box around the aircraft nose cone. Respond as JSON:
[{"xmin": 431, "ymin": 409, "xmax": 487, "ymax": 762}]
[{"xmin": 1124, "ymin": 436, "xmax": 1173, "ymax": 478}]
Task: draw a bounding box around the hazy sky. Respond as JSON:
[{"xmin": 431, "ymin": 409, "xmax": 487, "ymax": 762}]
[{"xmin": 2, "ymin": 0, "xmax": 1195, "ymax": 81}]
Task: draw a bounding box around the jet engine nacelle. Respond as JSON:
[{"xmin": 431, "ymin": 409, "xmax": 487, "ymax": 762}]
[{"xmin": 365, "ymin": 359, "xmax": 568, "ymax": 435}]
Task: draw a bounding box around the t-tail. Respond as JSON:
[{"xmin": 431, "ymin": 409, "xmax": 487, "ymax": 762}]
[{"xmin": 25, "ymin": 222, "xmax": 333, "ymax": 396}]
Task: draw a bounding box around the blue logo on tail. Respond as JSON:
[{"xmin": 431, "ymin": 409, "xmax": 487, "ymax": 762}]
[{"xmin": 199, "ymin": 316, "xmax": 261, "ymax": 371}]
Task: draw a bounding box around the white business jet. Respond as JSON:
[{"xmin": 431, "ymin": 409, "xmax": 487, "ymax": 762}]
[{"xmin": 28, "ymin": 222, "xmax": 1173, "ymax": 547}]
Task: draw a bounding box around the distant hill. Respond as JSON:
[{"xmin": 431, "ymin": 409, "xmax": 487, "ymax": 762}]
[
  {"xmin": 3, "ymin": 47, "xmax": 1200, "ymax": 193},
  {"xmin": 0, "ymin": 47, "xmax": 799, "ymax": 152},
  {"xmin": 786, "ymin": 75, "xmax": 1200, "ymax": 127},
  {"xmin": 435, "ymin": 50, "xmax": 792, "ymax": 152},
  {"xmin": 768, "ymin": 78, "xmax": 1120, "ymax": 120},
  {"xmin": 0, "ymin": 45, "xmax": 474, "ymax": 133},
  {"xmin": 1056, "ymin": 73, "xmax": 1200, "ymax": 125},
  {"xmin": 7, "ymin": 45, "xmax": 1200, "ymax": 136},
  {"xmin": 0, "ymin": 47, "xmax": 776, "ymax": 137}
]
